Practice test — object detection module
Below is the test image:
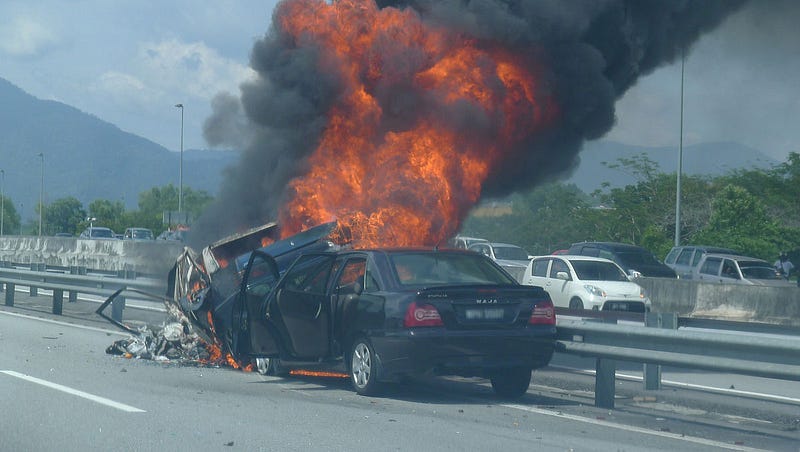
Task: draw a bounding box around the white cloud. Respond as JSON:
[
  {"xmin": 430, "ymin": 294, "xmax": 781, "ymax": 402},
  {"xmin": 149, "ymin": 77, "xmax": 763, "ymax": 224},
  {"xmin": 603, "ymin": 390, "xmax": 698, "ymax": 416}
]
[
  {"xmin": 89, "ymin": 71, "xmax": 159, "ymax": 111},
  {"xmin": 136, "ymin": 39, "xmax": 256, "ymax": 100},
  {"xmin": 0, "ymin": 16, "xmax": 58, "ymax": 57}
]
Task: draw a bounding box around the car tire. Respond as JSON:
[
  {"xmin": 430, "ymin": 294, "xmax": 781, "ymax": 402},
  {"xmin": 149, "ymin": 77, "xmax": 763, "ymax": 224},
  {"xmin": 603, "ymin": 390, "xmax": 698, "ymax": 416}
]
[
  {"xmin": 490, "ymin": 367, "xmax": 532, "ymax": 399},
  {"xmin": 349, "ymin": 337, "xmax": 381, "ymax": 396},
  {"xmin": 254, "ymin": 357, "xmax": 274, "ymax": 375},
  {"xmin": 569, "ymin": 298, "xmax": 584, "ymax": 310},
  {"xmin": 254, "ymin": 357, "xmax": 288, "ymax": 376}
]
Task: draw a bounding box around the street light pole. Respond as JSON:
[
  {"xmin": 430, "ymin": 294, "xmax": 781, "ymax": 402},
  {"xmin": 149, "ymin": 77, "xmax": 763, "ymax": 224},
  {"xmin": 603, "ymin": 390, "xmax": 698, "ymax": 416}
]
[
  {"xmin": 175, "ymin": 103, "xmax": 184, "ymax": 214},
  {"xmin": 1, "ymin": 168, "xmax": 4, "ymax": 236},
  {"xmin": 38, "ymin": 153, "xmax": 44, "ymax": 237},
  {"xmin": 674, "ymin": 49, "xmax": 685, "ymax": 247}
]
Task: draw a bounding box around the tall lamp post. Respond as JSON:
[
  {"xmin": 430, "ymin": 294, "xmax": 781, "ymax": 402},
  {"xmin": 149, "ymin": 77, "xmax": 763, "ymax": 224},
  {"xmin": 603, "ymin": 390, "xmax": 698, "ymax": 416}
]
[
  {"xmin": 38, "ymin": 153, "xmax": 44, "ymax": 237},
  {"xmin": 1, "ymin": 168, "xmax": 5, "ymax": 236},
  {"xmin": 674, "ymin": 50, "xmax": 685, "ymax": 247},
  {"xmin": 175, "ymin": 103, "xmax": 184, "ymax": 215}
]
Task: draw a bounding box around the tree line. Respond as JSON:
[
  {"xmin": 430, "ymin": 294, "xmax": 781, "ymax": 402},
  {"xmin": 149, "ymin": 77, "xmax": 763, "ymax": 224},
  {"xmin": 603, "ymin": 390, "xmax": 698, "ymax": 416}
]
[
  {"xmin": 0, "ymin": 184, "xmax": 213, "ymax": 237},
  {"xmin": 461, "ymin": 151, "xmax": 800, "ymax": 263}
]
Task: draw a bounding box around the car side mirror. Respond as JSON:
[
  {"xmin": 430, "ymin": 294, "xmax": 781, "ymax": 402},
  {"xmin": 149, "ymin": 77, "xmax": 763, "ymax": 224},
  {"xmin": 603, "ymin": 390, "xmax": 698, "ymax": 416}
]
[{"xmin": 556, "ymin": 271, "xmax": 570, "ymax": 281}]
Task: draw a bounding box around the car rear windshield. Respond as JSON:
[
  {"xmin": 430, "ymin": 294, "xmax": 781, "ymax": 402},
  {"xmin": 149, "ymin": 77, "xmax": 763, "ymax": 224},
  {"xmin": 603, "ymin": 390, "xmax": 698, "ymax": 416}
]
[
  {"xmin": 570, "ymin": 260, "xmax": 628, "ymax": 281},
  {"xmin": 390, "ymin": 252, "xmax": 516, "ymax": 286},
  {"xmin": 493, "ymin": 246, "xmax": 529, "ymax": 261},
  {"xmin": 92, "ymin": 229, "xmax": 113, "ymax": 238},
  {"xmin": 616, "ymin": 251, "xmax": 661, "ymax": 266}
]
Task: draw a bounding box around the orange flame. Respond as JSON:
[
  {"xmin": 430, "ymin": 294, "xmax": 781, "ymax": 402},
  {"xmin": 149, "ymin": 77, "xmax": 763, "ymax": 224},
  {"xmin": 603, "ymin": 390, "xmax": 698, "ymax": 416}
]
[{"xmin": 276, "ymin": 0, "xmax": 556, "ymax": 247}]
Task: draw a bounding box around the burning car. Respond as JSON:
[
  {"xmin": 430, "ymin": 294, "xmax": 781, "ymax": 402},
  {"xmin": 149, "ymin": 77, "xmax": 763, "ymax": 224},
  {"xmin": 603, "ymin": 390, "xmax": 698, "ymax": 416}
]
[{"xmin": 165, "ymin": 221, "xmax": 556, "ymax": 398}]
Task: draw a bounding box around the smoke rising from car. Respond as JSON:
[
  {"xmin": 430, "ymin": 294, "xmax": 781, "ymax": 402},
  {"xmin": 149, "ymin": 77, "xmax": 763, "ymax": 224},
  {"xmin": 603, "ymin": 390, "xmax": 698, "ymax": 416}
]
[{"xmin": 194, "ymin": 0, "xmax": 744, "ymax": 247}]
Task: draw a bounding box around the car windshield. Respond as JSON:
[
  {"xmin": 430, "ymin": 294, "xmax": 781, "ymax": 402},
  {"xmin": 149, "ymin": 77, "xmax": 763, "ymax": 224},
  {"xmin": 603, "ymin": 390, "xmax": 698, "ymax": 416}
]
[
  {"xmin": 132, "ymin": 229, "xmax": 152, "ymax": 239},
  {"xmin": 92, "ymin": 228, "xmax": 113, "ymax": 238},
  {"xmin": 492, "ymin": 246, "xmax": 529, "ymax": 261},
  {"xmin": 570, "ymin": 260, "xmax": 629, "ymax": 281},
  {"xmin": 390, "ymin": 252, "xmax": 516, "ymax": 286},
  {"xmin": 739, "ymin": 262, "xmax": 782, "ymax": 280}
]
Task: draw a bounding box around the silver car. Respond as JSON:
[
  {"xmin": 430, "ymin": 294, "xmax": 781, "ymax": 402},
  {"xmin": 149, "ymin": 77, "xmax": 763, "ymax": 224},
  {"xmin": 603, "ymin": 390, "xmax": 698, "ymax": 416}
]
[{"xmin": 694, "ymin": 253, "xmax": 794, "ymax": 286}]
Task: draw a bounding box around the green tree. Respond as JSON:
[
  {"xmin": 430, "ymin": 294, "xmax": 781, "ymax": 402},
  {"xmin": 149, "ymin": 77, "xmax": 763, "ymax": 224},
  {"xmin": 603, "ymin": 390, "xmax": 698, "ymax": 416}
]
[
  {"xmin": 692, "ymin": 184, "xmax": 787, "ymax": 259},
  {"xmin": 44, "ymin": 197, "xmax": 86, "ymax": 235},
  {"xmin": 87, "ymin": 199, "xmax": 126, "ymax": 234},
  {"xmin": 137, "ymin": 184, "xmax": 213, "ymax": 233},
  {"xmin": 0, "ymin": 195, "xmax": 20, "ymax": 236}
]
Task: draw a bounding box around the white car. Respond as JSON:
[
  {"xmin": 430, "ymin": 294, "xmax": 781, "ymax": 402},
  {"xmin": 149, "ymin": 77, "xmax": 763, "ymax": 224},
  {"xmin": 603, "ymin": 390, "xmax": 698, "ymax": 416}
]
[
  {"xmin": 468, "ymin": 242, "xmax": 531, "ymax": 282},
  {"xmin": 522, "ymin": 255, "xmax": 650, "ymax": 312},
  {"xmin": 693, "ymin": 253, "xmax": 794, "ymax": 286}
]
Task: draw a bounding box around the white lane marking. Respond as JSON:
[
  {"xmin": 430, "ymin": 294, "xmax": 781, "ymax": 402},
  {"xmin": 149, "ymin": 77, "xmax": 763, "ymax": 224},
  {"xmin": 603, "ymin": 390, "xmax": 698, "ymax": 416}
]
[
  {"xmin": 0, "ymin": 370, "xmax": 146, "ymax": 413},
  {"xmin": 0, "ymin": 309, "xmax": 128, "ymax": 336},
  {"xmin": 503, "ymin": 404, "xmax": 764, "ymax": 451},
  {"xmin": 549, "ymin": 364, "xmax": 800, "ymax": 405}
]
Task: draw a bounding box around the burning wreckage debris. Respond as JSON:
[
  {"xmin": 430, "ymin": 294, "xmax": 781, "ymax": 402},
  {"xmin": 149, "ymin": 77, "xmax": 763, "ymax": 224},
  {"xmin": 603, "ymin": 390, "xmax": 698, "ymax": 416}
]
[{"xmin": 103, "ymin": 221, "xmax": 342, "ymax": 369}]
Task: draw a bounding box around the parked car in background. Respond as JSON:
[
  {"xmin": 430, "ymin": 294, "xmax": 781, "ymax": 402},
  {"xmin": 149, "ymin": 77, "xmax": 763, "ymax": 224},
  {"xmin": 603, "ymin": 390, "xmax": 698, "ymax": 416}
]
[
  {"xmin": 124, "ymin": 227, "xmax": 154, "ymax": 240},
  {"xmin": 468, "ymin": 242, "xmax": 532, "ymax": 282},
  {"xmin": 664, "ymin": 245, "xmax": 739, "ymax": 279},
  {"xmin": 447, "ymin": 235, "xmax": 489, "ymax": 249},
  {"xmin": 79, "ymin": 226, "xmax": 116, "ymax": 239},
  {"xmin": 566, "ymin": 242, "xmax": 677, "ymax": 278},
  {"xmin": 693, "ymin": 253, "xmax": 794, "ymax": 286},
  {"xmin": 157, "ymin": 229, "xmax": 187, "ymax": 242},
  {"xmin": 523, "ymin": 255, "xmax": 650, "ymax": 312}
]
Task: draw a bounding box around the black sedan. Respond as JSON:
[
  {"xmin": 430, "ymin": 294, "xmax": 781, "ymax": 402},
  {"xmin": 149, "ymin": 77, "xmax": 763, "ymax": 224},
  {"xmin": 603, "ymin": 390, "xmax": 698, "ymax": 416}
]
[{"xmin": 229, "ymin": 247, "xmax": 556, "ymax": 398}]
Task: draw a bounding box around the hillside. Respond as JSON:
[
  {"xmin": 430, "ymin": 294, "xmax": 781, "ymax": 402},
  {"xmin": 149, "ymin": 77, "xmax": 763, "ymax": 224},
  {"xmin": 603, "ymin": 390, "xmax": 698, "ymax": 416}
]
[
  {"xmin": 0, "ymin": 77, "xmax": 236, "ymax": 218},
  {"xmin": 566, "ymin": 140, "xmax": 778, "ymax": 192},
  {"xmin": 0, "ymin": 76, "xmax": 781, "ymax": 227}
]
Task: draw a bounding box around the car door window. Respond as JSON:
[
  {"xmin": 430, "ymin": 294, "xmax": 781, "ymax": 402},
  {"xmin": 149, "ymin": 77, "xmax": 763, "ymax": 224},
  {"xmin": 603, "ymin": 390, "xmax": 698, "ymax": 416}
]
[
  {"xmin": 335, "ymin": 258, "xmax": 367, "ymax": 294},
  {"xmin": 721, "ymin": 259, "xmax": 740, "ymax": 280},
  {"xmin": 691, "ymin": 251, "xmax": 704, "ymax": 266},
  {"xmin": 676, "ymin": 248, "xmax": 694, "ymax": 266},
  {"xmin": 549, "ymin": 259, "xmax": 570, "ymax": 279},
  {"xmin": 531, "ymin": 259, "xmax": 550, "ymax": 277},
  {"xmin": 700, "ymin": 257, "xmax": 722, "ymax": 276}
]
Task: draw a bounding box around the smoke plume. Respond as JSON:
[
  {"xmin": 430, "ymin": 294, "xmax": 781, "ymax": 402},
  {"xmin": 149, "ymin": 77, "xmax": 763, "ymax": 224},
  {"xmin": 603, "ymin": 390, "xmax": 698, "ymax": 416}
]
[{"xmin": 195, "ymin": 0, "xmax": 744, "ymax": 246}]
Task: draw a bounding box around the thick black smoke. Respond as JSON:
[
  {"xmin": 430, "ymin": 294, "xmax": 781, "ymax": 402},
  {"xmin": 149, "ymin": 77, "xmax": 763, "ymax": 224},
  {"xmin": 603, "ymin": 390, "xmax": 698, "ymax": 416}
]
[{"xmin": 194, "ymin": 0, "xmax": 744, "ymax": 246}]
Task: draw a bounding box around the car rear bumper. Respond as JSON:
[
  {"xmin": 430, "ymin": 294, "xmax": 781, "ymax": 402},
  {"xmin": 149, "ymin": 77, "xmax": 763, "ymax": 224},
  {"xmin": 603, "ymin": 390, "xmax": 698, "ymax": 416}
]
[{"xmin": 371, "ymin": 327, "xmax": 556, "ymax": 380}]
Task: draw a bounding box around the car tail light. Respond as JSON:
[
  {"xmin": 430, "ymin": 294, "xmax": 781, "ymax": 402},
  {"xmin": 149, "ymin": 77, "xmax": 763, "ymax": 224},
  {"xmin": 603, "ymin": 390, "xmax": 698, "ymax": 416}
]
[
  {"xmin": 404, "ymin": 302, "xmax": 444, "ymax": 327},
  {"xmin": 529, "ymin": 299, "xmax": 556, "ymax": 325}
]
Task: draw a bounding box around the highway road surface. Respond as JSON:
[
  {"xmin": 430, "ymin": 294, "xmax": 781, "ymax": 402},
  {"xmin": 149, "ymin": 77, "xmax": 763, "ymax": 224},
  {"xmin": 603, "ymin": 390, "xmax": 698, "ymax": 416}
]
[{"xmin": 1, "ymin": 290, "xmax": 798, "ymax": 451}]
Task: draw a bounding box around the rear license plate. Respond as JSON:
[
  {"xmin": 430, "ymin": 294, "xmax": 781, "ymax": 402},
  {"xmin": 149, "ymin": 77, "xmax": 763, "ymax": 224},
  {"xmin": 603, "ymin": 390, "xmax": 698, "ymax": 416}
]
[{"xmin": 465, "ymin": 308, "xmax": 505, "ymax": 320}]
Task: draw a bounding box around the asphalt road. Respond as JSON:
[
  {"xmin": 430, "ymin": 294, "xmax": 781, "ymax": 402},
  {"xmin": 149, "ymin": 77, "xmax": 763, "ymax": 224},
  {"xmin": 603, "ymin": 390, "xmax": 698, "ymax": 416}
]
[{"xmin": 1, "ymin": 289, "xmax": 798, "ymax": 451}]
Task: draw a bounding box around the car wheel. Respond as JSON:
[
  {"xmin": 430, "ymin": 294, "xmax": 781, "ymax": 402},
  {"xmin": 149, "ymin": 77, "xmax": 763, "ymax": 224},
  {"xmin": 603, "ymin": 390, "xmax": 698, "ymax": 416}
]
[
  {"xmin": 569, "ymin": 297, "xmax": 584, "ymax": 310},
  {"xmin": 350, "ymin": 337, "xmax": 381, "ymax": 396},
  {"xmin": 490, "ymin": 367, "xmax": 532, "ymax": 399},
  {"xmin": 254, "ymin": 357, "xmax": 274, "ymax": 375}
]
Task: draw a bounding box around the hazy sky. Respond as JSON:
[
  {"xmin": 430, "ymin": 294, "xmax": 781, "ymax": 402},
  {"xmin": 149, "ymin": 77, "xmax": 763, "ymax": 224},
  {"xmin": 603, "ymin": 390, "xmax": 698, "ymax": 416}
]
[{"xmin": 1, "ymin": 1, "xmax": 797, "ymax": 162}]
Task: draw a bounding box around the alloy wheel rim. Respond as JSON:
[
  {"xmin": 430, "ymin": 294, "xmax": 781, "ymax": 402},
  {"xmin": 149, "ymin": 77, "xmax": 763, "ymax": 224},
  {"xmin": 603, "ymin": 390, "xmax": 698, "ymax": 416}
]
[{"xmin": 352, "ymin": 343, "xmax": 371, "ymax": 388}]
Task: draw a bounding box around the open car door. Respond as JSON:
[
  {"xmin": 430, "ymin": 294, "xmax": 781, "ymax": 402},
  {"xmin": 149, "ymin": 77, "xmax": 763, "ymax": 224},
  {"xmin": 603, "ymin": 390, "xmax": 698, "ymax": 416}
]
[
  {"xmin": 265, "ymin": 253, "xmax": 336, "ymax": 359},
  {"xmin": 232, "ymin": 250, "xmax": 282, "ymax": 360}
]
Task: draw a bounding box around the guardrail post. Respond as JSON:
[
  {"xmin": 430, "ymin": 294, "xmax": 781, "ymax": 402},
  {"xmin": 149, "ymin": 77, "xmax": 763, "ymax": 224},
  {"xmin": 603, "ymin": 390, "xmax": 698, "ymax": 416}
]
[
  {"xmin": 4, "ymin": 283, "xmax": 14, "ymax": 306},
  {"xmin": 29, "ymin": 263, "xmax": 41, "ymax": 296},
  {"xmin": 594, "ymin": 316, "xmax": 618, "ymax": 409},
  {"xmin": 68, "ymin": 266, "xmax": 80, "ymax": 303},
  {"xmin": 53, "ymin": 289, "xmax": 64, "ymax": 315},
  {"xmin": 0, "ymin": 261, "xmax": 5, "ymax": 293},
  {"xmin": 112, "ymin": 296, "xmax": 125, "ymax": 322},
  {"xmin": 643, "ymin": 312, "xmax": 678, "ymax": 390}
]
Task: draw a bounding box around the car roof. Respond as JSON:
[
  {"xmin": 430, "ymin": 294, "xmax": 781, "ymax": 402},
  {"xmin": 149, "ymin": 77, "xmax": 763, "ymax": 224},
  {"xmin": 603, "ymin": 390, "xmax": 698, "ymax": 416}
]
[
  {"xmin": 532, "ymin": 255, "xmax": 617, "ymax": 264},
  {"xmin": 701, "ymin": 253, "xmax": 769, "ymax": 263},
  {"xmin": 672, "ymin": 245, "xmax": 737, "ymax": 253},
  {"xmin": 487, "ymin": 242, "xmax": 523, "ymax": 248},
  {"xmin": 570, "ymin": 241, "xmax": 647, "ymax": 251}
]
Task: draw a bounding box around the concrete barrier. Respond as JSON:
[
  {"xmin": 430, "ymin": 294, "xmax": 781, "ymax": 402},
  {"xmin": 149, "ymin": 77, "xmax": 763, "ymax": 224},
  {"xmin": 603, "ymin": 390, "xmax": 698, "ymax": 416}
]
[
  {"xmin": 0, "ymin": 236, "xmax": 184, "ymax": 277},
  {"xmin": 637, "ymin": 277, "xmax": 800, "ymax": 326}
]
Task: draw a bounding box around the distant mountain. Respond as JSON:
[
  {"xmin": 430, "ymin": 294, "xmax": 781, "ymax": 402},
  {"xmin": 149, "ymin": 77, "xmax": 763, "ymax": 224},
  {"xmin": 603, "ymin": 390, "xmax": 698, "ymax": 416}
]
[
  {"xmin": 566, "ymin": 140, "xmax": 779, "ymax": 193},
  {"xmin": 0, "ymin": 77, "xmax": 236, "ymax": 219},
  {"xmin": 0, "ymin": 76, "xmax": 781, "ymax": 226}
]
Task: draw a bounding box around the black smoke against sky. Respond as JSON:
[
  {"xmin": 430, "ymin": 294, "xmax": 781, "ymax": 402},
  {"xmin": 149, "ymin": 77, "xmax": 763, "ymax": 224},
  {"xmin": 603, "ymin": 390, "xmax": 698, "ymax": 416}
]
[{"xmin": 195, "ymin": 0, "xmax": 744, "ymax": 246}]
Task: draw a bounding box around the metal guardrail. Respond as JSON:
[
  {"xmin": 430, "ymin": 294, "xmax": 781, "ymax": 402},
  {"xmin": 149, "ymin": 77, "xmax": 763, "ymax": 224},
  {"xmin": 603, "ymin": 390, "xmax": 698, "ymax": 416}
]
[
  {"xmin": 0, "ymin": 265, "xmax": 167, "ymax": 321},
  {"xmin": 4, "ymin": 264, "xmax": 800, "ymax": 411},
  {"xmin": 556, "ymin": 313, "xmax": 800, "ymax": 408}
]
